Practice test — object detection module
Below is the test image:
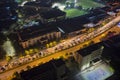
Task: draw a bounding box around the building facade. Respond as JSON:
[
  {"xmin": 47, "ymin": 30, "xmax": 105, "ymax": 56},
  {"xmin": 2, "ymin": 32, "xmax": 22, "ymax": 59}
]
[
  {"xmin": 17, "ymin": 26, "xmax": 61, "ymax": 48},
  {"xmin": 74, "ymin": 43, "xmax": 104, "ymax": 71},
  {"xmin": 20, "ymin": 59, "xmax": 67, "ymax": 80}
]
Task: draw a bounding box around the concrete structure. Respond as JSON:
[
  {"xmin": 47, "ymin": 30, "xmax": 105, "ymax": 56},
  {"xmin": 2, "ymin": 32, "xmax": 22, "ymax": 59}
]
[
  {"xmin": 20, "ymin": 59, "xmax": 67, "ymax": 80},
  {"xmin": 74, "ymin": 42, "xmax": 104, "ymax": 71},
  {"xmin": 17, "ymin": 25, "xmax": 61, "ymax": 48},
  {"xmin": 39, "ymin": 9, "xmax": 66, "ymax": 23}
]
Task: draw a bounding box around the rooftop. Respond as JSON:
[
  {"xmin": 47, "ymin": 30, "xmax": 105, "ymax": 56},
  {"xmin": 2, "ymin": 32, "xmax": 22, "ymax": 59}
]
[
  {"xmin": 18, "ymin": 25, "xmax": 59, "ymax": 41},
  {"xmin": 24, "ymin": 1, "xmax": 52, "ymax": 7},
  {"xmin": 103, "ymin": 34, "xmax": 120, "ymax": 49},
  {"xmin": 20, "ymin": 62, "xmax": 56, "ymax": 80},
  {"xmin": 50, "ymin": 58, "xmax": 65, "ymax": 67},
  {"xmin": 20, "ymin": 59, "xmax": 65, "ymax": 80},
  {"xmin": 17, "ymin": 15, "xmax": 91, "ymax": 41},
  {"xmin": 77, "ymin": 42, "xmax": 102, "ymax": 57},
  {"xmin": 40, "ymin": 9, "xmax": 66, "ymax": 19}
]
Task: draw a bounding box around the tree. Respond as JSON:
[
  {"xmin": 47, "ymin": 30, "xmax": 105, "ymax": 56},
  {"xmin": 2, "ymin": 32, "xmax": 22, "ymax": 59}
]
[
  {"xmin": 89, "ymin": 41, "xmax": 95, "ymax": 45},
  {"xmin": 6, "ymin": 56, "xmax": 12, "ymax": 62},
  {"xmin": 53, "ymin": 41, "xmax": 57, "ymax": 46},
  {"xmin": 0, "ymin": 33, "xmax": 7, "ymax": 59},
  {"xmin": 65, "ymin": 1, "xmax": 70, "ymax": 8},
  {"xmin": 0, "ymin": 0, "xmax": 18, "ymax": 30},
  {"xmin": 0, "ymin": 46, "xmax": 6, "ymax": 59},
  {"xmin": 34, "ymin": 48, "xmax": 39, "ymax": 53},
  {"xmin": 26, "ymin": 65, "xmax": 31, "ymax": 70},
  {"xmin": 11, "ymin": 71, "xmax": 21, "ymax": 80},
  {"xmin": 0, "ymin": 33, "xmax": 6, "ymax": 45},
  {"xmin": 29, "ymin": 49, "xmax": 34, "ymax": 54},
  {"xmin": 49, "ymin": 42, "xmax": 53, "ymax": 47},
  {"xmin": 25, "ymin": 50, "xmax": 29, "ymax": 55},
  {"xmin": 46, "ymin": 44, "xmax": 49, "ymax": 48},
  {"xmin": 83, "ymin": 44, "xmax": 88, "ymax": 48}
]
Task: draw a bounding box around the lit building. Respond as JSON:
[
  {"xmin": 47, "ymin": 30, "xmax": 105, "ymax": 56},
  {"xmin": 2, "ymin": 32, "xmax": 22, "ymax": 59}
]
[
  {"xmin": 73, "ymin": 42, "xmax": 114, "ymax": 80},
  {"xmin": 17, "ymin": 25, "xmax": 61, "ymax": 48},
  {"xmin": 74, "ymin": 42, "xmax": 104, "ymax": 71}
]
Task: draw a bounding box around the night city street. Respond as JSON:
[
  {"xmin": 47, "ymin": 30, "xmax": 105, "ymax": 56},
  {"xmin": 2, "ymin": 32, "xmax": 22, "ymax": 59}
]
[{"xmin": 0, "ymin": 0, "xmax": 120, "ymax": 80}]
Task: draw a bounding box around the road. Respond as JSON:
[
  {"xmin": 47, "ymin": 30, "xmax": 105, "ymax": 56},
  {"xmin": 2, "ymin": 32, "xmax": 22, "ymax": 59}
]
[
  {"xmin": 1, "ymin": 26, "xmax": 120, "ymax": 80},
  {"xmin": 1, "ymin": 15, "xmax": 120, "ymax": 80},
  {"xmin": 47, "ymin": 15, "xmax": 120, "ymax": 54}
]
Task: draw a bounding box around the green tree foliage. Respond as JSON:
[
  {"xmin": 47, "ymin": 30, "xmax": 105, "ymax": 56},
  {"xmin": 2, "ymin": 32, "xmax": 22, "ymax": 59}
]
[
  {"xmin": 0, "ymin": 33, "xmax": 7, "ymax": 59},
  {"xmin": 0, "ymin": 33, "xmax": 6, "ymax": 45},
  {"xmin": 11, "ymin": 72, "xmax": 22, "ymax": 80}
]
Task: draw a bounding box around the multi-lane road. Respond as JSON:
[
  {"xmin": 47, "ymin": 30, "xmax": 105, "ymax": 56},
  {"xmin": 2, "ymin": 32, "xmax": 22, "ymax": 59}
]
[{"xmin": 1, "ymin": 15, "xmax": 120, "ymax": 80}]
